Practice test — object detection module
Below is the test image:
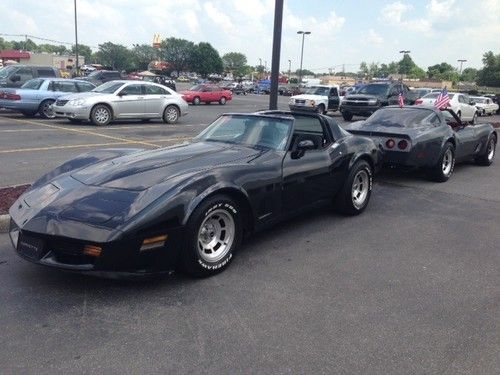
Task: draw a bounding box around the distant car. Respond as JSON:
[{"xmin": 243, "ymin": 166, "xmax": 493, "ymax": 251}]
[
  {"xmin": 415, "ymin": 92, "xmax": 478, "ymax": 123},
  {"xmin": 177, "ymin": 76, "xmax": 190, "ymax": 82},
  {"xmin": 0, "ymin": 78, "xmax": 95, "ymax": 118},
  {"xmin": 180, "ymin": 84, "xmax": 232, "ymax": 105},
  {"xmin": 0, "ymin": 65, "xmax": 60, "ymax": 88},
  {"xmin": 411, "ymin": 88, "xmax": 432, "ymax": 100},
  {"xmin": 471, "ymin": 96, "xmax": 499, "ymax": 116},
  {"xmin": 78, "ymin": 70, "xmax": 123, "ymax": 86},
  {"xmin": 9, "ymin": 110, "xmax": 381, "ymax": 277},
  {"xmin": 344, "ymin": 106, "xmax": 496, "ymax": 182},
  {"xmin": 52, "ymin": 80, "xmax": 188, "ymax": 125},
  {"xmin": 289, "ymin": 85, "xmax": 340, "ymax": 114},
  {"xmin": 140, "ymin": 75, "xmax": 176, "ymax": 91}
]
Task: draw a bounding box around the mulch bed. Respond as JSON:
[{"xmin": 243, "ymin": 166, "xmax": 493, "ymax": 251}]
[{"xmin": 0, "ymin": 184, "xmax": 30, "ymax": 215}]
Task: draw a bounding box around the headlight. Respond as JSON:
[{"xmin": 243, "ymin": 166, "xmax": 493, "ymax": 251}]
[
  {"xmin": 289, "ymin": 98, "xmax": 294, "ymax": 104},
  {"xmin": 310, "ymin": 100, "xmax": 315, "ymax": 107},
  {"xmin": 68, "ymin": 99, "xmax": 86, "ymax": 106},
  {"xmin": 368, "ymin": 99, "xmax": 378, "ymax": 105}
]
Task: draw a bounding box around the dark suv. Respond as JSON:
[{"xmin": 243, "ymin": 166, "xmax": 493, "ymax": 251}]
[
  {"xmin": 79, "ymin": 70, "xmax": 123, "ymax": 86},
  {"xmin": 340, "ymin": 82, "xmax": 417, "ymax": 121},
  {"xmin": 0, "ymin": 65, "xmax": 60, "ymax": 88}
]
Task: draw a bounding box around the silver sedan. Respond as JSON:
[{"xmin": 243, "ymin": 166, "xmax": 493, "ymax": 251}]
[{"xmin": 52, "ymin": 80, "xmax": 188, "ymax": 125}]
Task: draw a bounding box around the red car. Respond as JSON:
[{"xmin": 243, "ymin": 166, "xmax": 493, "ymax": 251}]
[{"xmin": 180, "ymin": 84, "xmax": 232, "ymax": 105}]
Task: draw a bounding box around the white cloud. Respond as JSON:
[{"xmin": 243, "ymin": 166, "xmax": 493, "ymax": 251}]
[
  {"xmin": 367, "ymin": 29, "xmax": 383, "ymax": 45},
  {"xmin": 203, "ymin": 2, "xmax": 234, "ymax": 34},
  {"xmin": 426, "ymin": 0, "xmax": 456, "ymax": 20},
  {"xmin": 381, "ymin": 2, "xmax": 413, "ymax": 23}
]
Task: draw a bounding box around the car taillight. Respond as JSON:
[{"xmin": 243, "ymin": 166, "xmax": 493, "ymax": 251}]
[
  {"xmin": 5, "ymin": 93, "xmax": 21, "ymax": 100},
  {"xmin": 398, "ymin": 140, "xmax": 408, "ymax": 150},
  {"xmin": 386, "ymin": 139, "xmax": 395, "ymax": 149},
  {"xmin": 415, "ymin": 99, "xmax": 423, "ymax": 105}
]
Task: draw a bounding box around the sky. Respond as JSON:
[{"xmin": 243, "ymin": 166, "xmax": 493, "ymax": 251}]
[{"xmin": 0, "ymin": 0, "xmax": 498, "ymax": 73}]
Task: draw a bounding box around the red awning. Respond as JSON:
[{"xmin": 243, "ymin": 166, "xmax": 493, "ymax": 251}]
[{"xmin": 0, "ymin": 50, "xmax": 30, "ymax": 59}]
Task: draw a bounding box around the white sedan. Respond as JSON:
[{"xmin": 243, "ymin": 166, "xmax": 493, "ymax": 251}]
[
  {"xmin": 415, "ymin": 92, "xmax": 478, "ymax": 123},
  {"xmin": 471, "ymin": 96, "xmax": 499, "ymax": 116},
  {"xmin": 52, "ymin": 80, "xmax": 188, "ymax": 126}
]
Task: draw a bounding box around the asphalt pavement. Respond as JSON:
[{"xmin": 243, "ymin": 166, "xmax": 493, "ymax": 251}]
[{"xmin": 0, "ymin": 92, "xmax": 499, "ymax": 373}]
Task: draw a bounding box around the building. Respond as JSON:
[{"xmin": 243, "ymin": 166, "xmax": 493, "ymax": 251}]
[{"xmin": 0, "ymin": 50, "xmax": 84, "ymax": 69}]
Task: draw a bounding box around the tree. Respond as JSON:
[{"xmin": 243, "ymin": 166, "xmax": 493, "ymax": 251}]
[
  {"xmin": 38, "ymin": 44, "xmax": 69, "ymax": 55},
  {"xmin": 131, "ymin": 44, "xmax": 158, "ymax": 71},
  {"xmin": 398, "ymin": 54, "xmax": 417, "ymax": 75},
  {"xmin": 0, "ymin": 37, "xmax": 12, "ymax": 51},
  {"xmin": 161, "ymin": 37, "xmax": 195, "ymax": 72},
  {"xmin": 192, "ymin": 42, "xmax": 223, "ymax": 77},
  {"xmin": 71, "ymin": 44, "xmax": 93, "ymax": 64},
  {"xmin": 222, "ymin": 52, "xmax": 248, "ymax": 77},
  {"xmin": 460, "ymin": 67, "xmax": 478, "ymax": 83},
  {"xmin": 408, "ymin": 66, "xmax": 426, "ymax": 79},
  {"xmin": 477, "ymin": 51, "xmax": 500, "ymax": 87},
  {"xmin": 359, "ymin": 62, "xmax": 369, "ymax": 76},
  {"xmin": 427, "ymin": 62, "xmax": 457, "ymax": 81},
  {"xmin": 94, "ymin": 42, "xmax": 133, "ymax": 71}
]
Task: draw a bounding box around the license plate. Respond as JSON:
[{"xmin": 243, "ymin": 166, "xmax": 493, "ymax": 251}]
[{"xmin": 17, "ymin": 234, "xmax": 45, "ymax": 260}]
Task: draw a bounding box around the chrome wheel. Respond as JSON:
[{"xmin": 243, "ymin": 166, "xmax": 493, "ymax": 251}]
[
  {"xmin": 442, "ymin": 149, "xmax": 453, "ymax": 176},
  {"xmin": 219, "ymin": 97, "xmax": 226, "ymax": 105},
  {"xmin": 164, "ymin": 105, "xmax": 179, "ymax": 123},
  {"xmin": 487, "ymin": 139, "xmax": 496, "ymax": 161},
  {"xmin": 93, "ymin": 107, "xmax": 110, "ymax": 125},
  {"xmin": 351, "ymin": 170, "xmax": 369, "ymax": 209},
  {"xmin": 197, "ymin": 209, "xmax": 235, "ymax": 263},
  {"xmin": 40, "ymin": 100, "xmax": 55, "ymax": 119}
]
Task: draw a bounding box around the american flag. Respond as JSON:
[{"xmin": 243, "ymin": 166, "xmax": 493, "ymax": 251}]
[
  {"xmin": 435, "ymin": 87, "xmax": 450, "ymax": 109},
  {"xmin": 398, "ymin": 92, "xmax": 404, "ymax": 108}
]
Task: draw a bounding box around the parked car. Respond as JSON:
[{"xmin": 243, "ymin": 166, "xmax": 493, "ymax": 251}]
[
  {"xmin": 140, "ymin": 75, "xmax": 176, "ymax": 91},
  {"xmin": 340, "ymin": 82, "xmax": 418, "ymax": 121},
  {"xmin": 471, "ymin": 96, "xmax": 499, "ymax": 116},
  {"xmin": 52, "ymin": 80, "xmax": 188, "ymax": 125},
  {"xmin": 344, "ymin": 106, "xmax": 496, "ymax": 182},
  {"xmin": 180, "ymin": 84, "xmax": 232, "ymax": 105},
  {"xmin": 9, "ymin": 110, "xmax": 381, "ymax": 277},
  {"xmin": 412, "ymin": 88, "xmax": 433, "ymax": 100},
  {"xmin": 0, "ymin": 65, "xmax": 60, "ymax": 88},
  {"xmin": 415, "ymin": 92, "xmax": 478, "ymax": 123},
  {"xmin": 289, "ymin": 85, "xmax": 340, "ymax": 114},
  {"xmin": 78, "ymin": 70, "xmax": 123, "ymax": 86},
  {"xmin": 0, "ymin": 78, "xmax": 95, "ymax": 118}
]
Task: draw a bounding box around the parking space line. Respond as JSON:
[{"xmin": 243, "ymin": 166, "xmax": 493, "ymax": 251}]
[
  {"xmin": 7, "ymin": 118, "xmax": 161, "ymax": 148},
  {"xmin": 0, "ymin": 128, "xmax": 58, "ymax": 133}
]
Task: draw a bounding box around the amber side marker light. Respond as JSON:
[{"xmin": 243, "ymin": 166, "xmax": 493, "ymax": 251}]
[
  {"xmin": 140, "ymin": 235, "xmax": 168, "ymax": 251},
  {"xmin": 83, "ymin": 245, "xmax": 102, "ymax": 257}
]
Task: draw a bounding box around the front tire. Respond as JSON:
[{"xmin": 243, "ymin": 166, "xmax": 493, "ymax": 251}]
[
  {"xmin": 38, "ymin": 99, "xmax": 55, "ymax": 119},
  {"xmin": 316, "ymin": 104, "xmax": 326, "ymax": 114},
  {"xmin": 163, "ymin": 105, "xmax": 180, "ymax": 124},
  {"xmin": 90, "ymin": 104, "xmax": 112, "ymax": 126},
  {"xmin": 181, "ymin": 195, "xmax": 242, "ymax": 277},
  {"xmin": 429, "ymin": 142, "xmax": 455, "ymax": 182},
  {"xmin": 475, "ymin": 135, "xmax": 496, "ymax": 166},
  {"xmin": 193, "ymin": 97, "xmax": 201, "ymax": 105},
  {"xmin": 334, "ymin": 160, "xmax": 373, "ymax": 215},
  {"xmin": 219, "ymin": 97, "xmax": 227, "ymax": 105}
]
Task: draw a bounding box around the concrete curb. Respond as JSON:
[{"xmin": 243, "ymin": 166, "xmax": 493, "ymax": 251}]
[{"xmin": 0, "ymin": 214, "xmax": 10, "ymax": 233}]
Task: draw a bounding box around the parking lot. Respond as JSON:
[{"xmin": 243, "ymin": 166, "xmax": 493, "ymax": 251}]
[{"xmin": 0, "ymin": 94, "xmax": 499, "ymax": 373}]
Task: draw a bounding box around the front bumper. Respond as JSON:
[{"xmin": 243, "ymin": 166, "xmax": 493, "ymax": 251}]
[
  {"xmin": 289, "ymin": 104, "xmax": 317, "ymax": 112},
  {"xmin": 341, "ymin": 104, "xmax": 380, "ymax": 117},
  {"xmin": 9, "ymin": 218, "xmax": 185, "ymax": 277},
  {"xmin": 53, "ymin": 104, "xmax": 91, "ymax": 120}
]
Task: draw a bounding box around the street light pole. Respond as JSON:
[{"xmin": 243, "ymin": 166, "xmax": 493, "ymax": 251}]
[
  {"xmin": 269, "ymin": 0, "xmax": 284, "ymax": 110},
  {"xmin": 74, "ymin": 0, "xmax": 79, "ymax": 75},
  {"xmin": 457, "ymin": 59, "xmax": 467, "ymax": 74},
  {"xmin": 288, "ymin": 59, "xmax": 291, "ymax": 79},
  {"xmin": 297, "ymin": 30, "xmax": 311, "ymax": 86},
  {"xmin": 398, "ymin": 50, "xmax": 410, "ymax": 81}
]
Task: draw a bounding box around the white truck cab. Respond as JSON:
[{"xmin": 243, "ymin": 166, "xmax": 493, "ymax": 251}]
[{"xmin": 288, "ymin": 85, "xmax": 340, "ymax": 114}]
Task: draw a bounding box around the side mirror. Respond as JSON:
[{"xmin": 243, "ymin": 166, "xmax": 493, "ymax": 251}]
[
  {"xmin": 291, "ymin": 139, "xmax": 315, "ymax": 159},
  {"xmin": 117, "ymin": 91, "xmax": 127, "ymax": 96},
  {"xmin": 10, "ymin": 74, "xmax": 21, "ymax": 82}
]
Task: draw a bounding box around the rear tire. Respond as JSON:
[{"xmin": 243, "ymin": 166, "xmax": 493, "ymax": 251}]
[
  {"xmin": 334, "ymin": 160, "xmax": 373, "ymax": 215},
  {"xmin": 90, "ymin": 104, "xmax": 112, "ymax": 126},
  {"xmin": 193, "ymin": 97, "xmax": 201, "ymax": 105},
  {"xmin": 181, "ymin": 195, "xmax": 242, "ymax": 277},
  {"xmin": 342, "ymin": 111, "xmax": 353, "ymax": 121},
  {"xmin": 38, "ymin": 99, "xmax": 55, "ymax": 119},
  {"xmin": 162, "ymin": 105, "xmax": 180, "ymax": 124},
  {"xmin": 475, "ymin": 135, "xmax": 496, "ymax": 166},
  {"xmin": 429, "ymin": 142, "xmax": 455, "ymax": 182},
  {"xmin": 219, "ymin": 97, "xmax": 227, "ymax": 105}
]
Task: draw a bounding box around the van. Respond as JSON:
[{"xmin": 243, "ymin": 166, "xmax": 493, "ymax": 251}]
[{"xmin": 0, "ymin": 65, "xmax": 60, "ymax": 88}]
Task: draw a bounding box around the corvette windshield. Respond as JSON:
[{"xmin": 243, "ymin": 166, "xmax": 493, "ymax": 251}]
[
  {"xmin": 195, "ymin": 115, "xmax": 293, "ymax": 151},
  {"xmin": 357, "ymin": 84, "xmax": 389, "ymax": 96},
  {"xmin": 365, "ymin": 108, "xmax": 437, "ymax": 128}
]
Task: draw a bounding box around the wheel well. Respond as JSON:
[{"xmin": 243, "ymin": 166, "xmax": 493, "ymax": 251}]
[
  {"xmin": 91, "ymin": 103, "xmax": 113, "ymax": 119},
  {"xmin": 205, "ymin": 188, "xmax": 254, "ymax": 233},
  {"xmin": 446, "ymin": 137, "xmax": 456, "ymax": 148},
  {"xmin": 38, "ymin": 98, "xmax": 55, "ymax": 110},
  {"xmin": 354, "ymin": 154, "xmax": 374, "ymax": 173},
  {"xmin": 164, "ymin": 103, "xmax": 180, "ymax": 113}
]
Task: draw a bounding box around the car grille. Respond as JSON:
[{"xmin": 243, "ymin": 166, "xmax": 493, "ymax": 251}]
[
  {"xmin": 344, "ymin": 99, "xmax": 369, "ymax": 106},
  {"xmin": 55, "ymin": 99, "xmax": 69, "ymax": 106},
  {"xmin": 295, "ymin": 99, "xmax": 306, "ymax": 104},
  {"xmin": 48, "ymin": 238, "xmax": 83, "ymax": 256}
]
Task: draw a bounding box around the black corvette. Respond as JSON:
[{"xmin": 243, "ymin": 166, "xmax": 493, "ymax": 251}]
[
  {"xmin": 345, "ymin": 106, "xmax": 497, "ymax": 182},
  {"xmin": 9, "ymin": 111, "xmax": 381, "ymax": 277}
]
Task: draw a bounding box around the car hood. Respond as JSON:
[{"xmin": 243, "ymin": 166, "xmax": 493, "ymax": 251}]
[
  {"xmin": 290, "ymin": 94, "xmax": 326, "ymax": 100},
  {"xmin": 71, "ymin": 141, "xmax": 261, "ymax": 190},
  {"xmin": 55, "ymin": 91, "xmax": 107, "ymax": 101}
]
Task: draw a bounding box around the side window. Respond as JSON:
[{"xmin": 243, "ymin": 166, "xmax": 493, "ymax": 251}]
[
  {"xmin": 57, "ymin": 81, "xmax": 78, "ymax": 92},
  {"xmin": 292, "ymin": 116, "xmax": 329, "ymax": 149},
  {"xmin": 145, "ymin": 85, "xmax": 168, "ymax": 95},
  {"xmin": 76, "ymin": 82, "xmax": 95, "ymax": 92},
  {"xmin": 37, "ymin": 68, "xmax": 56, "ymax": 77},
  {"xmin": 389, "ymin": 86, "xmax": 398, "ymax": 96},
  {"xmin": 16, "ymin": 68, "xmax": 34, "ymax": 81},
  {"xmin": 428, "ymin": 114, "xmax": 441, "ymax": 126},
  {"xmin": 119, "ymin": 84, "xmax": 143, "ymax": 95}
]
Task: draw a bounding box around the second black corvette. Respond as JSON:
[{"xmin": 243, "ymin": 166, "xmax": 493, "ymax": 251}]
[{"xmin": 10, "ymin": 110, "xmax": 381, "ymax": 277}]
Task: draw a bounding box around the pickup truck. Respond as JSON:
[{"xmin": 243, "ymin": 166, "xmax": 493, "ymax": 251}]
[{"xmin": 288, "ymin": 85, "xmax": 340, "ymax": 114}]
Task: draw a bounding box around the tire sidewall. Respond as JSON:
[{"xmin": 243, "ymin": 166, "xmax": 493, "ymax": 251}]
[
  {"xmin": 91, "ymin": 104, "xmax": 111, "ymax": 126},
  {"xmin": 163, "ymin": 105, "xmax": 179, "ymax": 124},
  {"xmin": 435, "ymin": 143, "xmax": 455, "ymax": 181},
  {"xmin": 184, "ymin": 196, "xmax": 242, "ymax": 275},
  {"xmin": 39, "ymin": 99, "xmax": 55, "ymax": 119},
  {"xmin": 348, "ymin": 160, "xmax": 373, "ymax": 213},
  {"xmin": 193, "ymin": 97, "xmax": 200, "ymax": 105},
  {"xmin": 219, "ymin": 97, "xmax": 226, "ymax": 105}
]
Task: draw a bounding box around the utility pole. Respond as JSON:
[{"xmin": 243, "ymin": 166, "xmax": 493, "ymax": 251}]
[
  {"xmin": 288, "ymin": 59, "xmax": 291, "ymax": 80},
  {"xmin": 269, "ymin": 0, "xmax": 284, "ymax": 110},
  {"xmin": 74, "ymin": 0, "xmax": 79, "ymax": 75}
]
